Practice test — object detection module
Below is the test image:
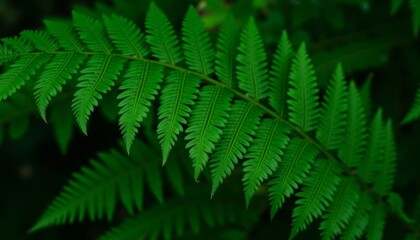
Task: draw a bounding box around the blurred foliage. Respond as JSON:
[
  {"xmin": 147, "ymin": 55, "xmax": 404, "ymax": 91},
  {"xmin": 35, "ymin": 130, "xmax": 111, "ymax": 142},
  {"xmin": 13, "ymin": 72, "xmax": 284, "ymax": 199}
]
[{"xmin": 0, "ymin": 0, "xmax": 419, "ymax": 239}]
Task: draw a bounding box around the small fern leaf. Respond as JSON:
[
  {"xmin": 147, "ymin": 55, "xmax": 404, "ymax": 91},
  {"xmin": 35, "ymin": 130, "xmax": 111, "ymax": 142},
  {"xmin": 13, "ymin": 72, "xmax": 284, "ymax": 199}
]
[
  {"xmin": 210, "ymin": 100, "xmax": 263, "ymax": 197},
  {"xmin": 44, "ymin": 20, "xmax": 84, "ymax": 51},
  {"xmin": 373, "ymin": 120, "xmax": 397, "ymax": 196},
  {"xmin": 103, "ymin": 14, "xmax": 149, "ymax": 58},
  {"xmin": 367, "ymin": 204, "xmax": 386, "ymax": 240},
  {"xmin": 403, "ymin": 83, "xmax": 420, "ymax": 124},
  {"xmin": 185, "ymin": 85, "xmax": 233, "ymax": 180},
  {"xmin": 215, "ymin": 13, "xmax": 240, "ymax": 87},
  {"xmin": 290, "ymin": 160, "xmax": 342, "ymax": 239},
  {"xmin": 34, "ymin": 53, "xmax": 85, "ymax": 122},
  {"xmin": 20, "ymin": 30, "xmax": 59, "ymax": 52},
  {"xmin": 0, "ymin": 54, "xmax": 50, "ymax": 101},
  {"xmin": 118, "ymin": 61, "xmax": 164, "ymax": 153},
  {"xmin": 236, "ymin": 17, "xmax": 269, "ymax": 100},
  {"xmin": 182, "ymin": 6, "xmax": 214, "ymax": 75},
  {"xmin": 145, "ymin": 2, "xmax": 183, "ymax": 65},
  {"xmin": 338, "ymin": 81, "xmax": 368, "ymax": 167},
  {"xmin": 411, "ymin": 0, "xmax": 420, "ymax": 35},
  {"xmin": 360, "ymin": 76, "xmax": 373, "ymax": 119},
  {"xmin": 341, "ymin": 192, "xmax": 372, "ymax": 240},
  {"xmin": 268, "ymin": 138, "xmax": 318, "ymax": 218},
  {"xmin": 72, "ymin": 11, "xmax": 113, "ymax": 52},
  {"xmin": 2, "ymin": 36, "xmax": 34, "ymax": 53},
  {"xmin": 316, "ymin": 63, "xmax": 347, "ymax": 149},
  {"xmin": 319, "ymin": 177, "xmax": 360, "ymax": 240},
  {"xmin": 242, "ymin": 119, "xmax": 290, "ymax": 207},
  {"xmin": 359, "ymin": 109, "xmax": 385, "ymax": 183},
  {"xmin": 288, "ymin": 42, "xmax": 320, "ymax": 132},
  {"xmin": 157, "ymin": 71, "xmax": 201, "ymax": 164},
  {"xmin": 72, "ymin": 55, "xmax": 125, "ymax": 134},
  {"xmin": 30, "ymin": 141, "xmax": 161, "ymax": 232},
  {"xmin": 0, "ymin": 44, "xmax": 14, "ymax": 65},
  {"xmin": 269, "ymin": 30, "xmax": 294, "ymax": 115}
]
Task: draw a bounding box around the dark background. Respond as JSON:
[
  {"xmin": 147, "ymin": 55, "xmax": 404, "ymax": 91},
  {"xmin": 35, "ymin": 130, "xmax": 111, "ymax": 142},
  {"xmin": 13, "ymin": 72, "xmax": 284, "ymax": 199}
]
[{"xmin": 0, "ymin": 0, "xmax": 419, "ymax": 239}]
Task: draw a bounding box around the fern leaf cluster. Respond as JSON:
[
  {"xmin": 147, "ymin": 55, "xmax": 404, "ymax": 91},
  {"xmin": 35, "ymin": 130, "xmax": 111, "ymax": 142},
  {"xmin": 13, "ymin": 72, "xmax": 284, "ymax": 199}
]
[{"xmin": 0, "ymin": 3, "xmax": 407, "ymax": 239}]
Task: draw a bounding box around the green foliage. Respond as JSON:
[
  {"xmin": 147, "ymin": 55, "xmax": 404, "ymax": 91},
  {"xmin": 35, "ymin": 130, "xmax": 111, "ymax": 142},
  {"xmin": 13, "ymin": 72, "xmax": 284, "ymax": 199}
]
[
  {"xmin": 0, "ymin": 2, "xmax": 418, "ymax": 240},
  {"xmin": 403, "ymin": 83, "xmax": 420, "ymax": 124}
]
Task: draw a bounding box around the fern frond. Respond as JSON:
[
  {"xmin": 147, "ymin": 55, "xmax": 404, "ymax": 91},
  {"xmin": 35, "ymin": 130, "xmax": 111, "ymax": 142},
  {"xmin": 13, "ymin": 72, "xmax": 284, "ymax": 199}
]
[
  {"xmin": 316, "ymin": 63, "xmax": 347, "ymax": 149},
  {"xmin": 34, "ymin": 53, "xmax": 85, "ymax": 121},
  {"xmin": 30, "ymin": 141, "xmax": 164, "ymax": 232},
  {"xmin": 269, "ymin": 30, "xmax": 294, "ymax": 115},
  {"xmin": 236, "ymin": 17, "xmax": 269, "ymax": 100},
  {"xmin": 118, "ymin": 61, "xmax": 164, "ymax": 153},
  {"xmin": 319, "ymin": 178, "xmax": 360, "ymax": 240},
  {"xmin": 288, "ymin": 43, "xmax": 320, "ymax": 132},
  {"xmin": 182, "ymin": 6, "xmax": 214, "ymax": 75},
  {"xmin": 44, "ymin": 20, "xmax": 84, "ymax": 51},
  {"xmin": 242, "ymin": 119, "xmax": 290, "ymax": 207},
  {"xmin": 145, "ymin": 2, "xmax": 183, "ymax": 64},
  {"xmin": 50, "ymin": 103, "xmax": 74, "ymax": 155},
  {"xmin": 72, "ymin": 11, "xmax": 113, "ymax": 52},
  {"xmin": 338, "ymin": 81, "xmax": 368, "ymax": 167},
  {"xmin": 0, "ymin": 44, "xmax": 14, "ymax": 65},
  {"xmin": 410, "ymin": 0, "xmax": 420, "ymax": 35},
  {"xmin": 268, "ymin": 138, "xmax": 318, "ymax": 218},
  {"xmin": 185, "ymin": 86, "xmax": 233, "ymax": 180},
  {"xmin": 210, "ymin": 100, "xmax": 263, "ymax": 197},
  {"xmin": 103, "ymin": 14, "xmax": 149, "ymax": 58},
  {"xmin": 359, "ymin": 109, "xmax": 385, "ymax": 183},
  {"xmin": 367, "ymin": 204, "xmax": 387, "ymax": 240},
  {"xmin": 403, "ymin": 82, "xmax": 420, "ymax": 124},
  {"xmin": 72, "ymin": 55, "xmax": 125, "ymax": 134},
  {"xmin": 2, "ymin": 36, "xmax": 34, "ymax": 53},
  {"xmin": 157, "ymin": 71, "xmax": 201, "ymax": 164},
  {"xmin": 374, "ymin": 120, "xmax": 397, "ymax": 195},
  {"xmin": 341, "ymin": 192, "xmax": 373, "ymax": 240},
  {"xmin": 20, "ymin": 30, "xmax": 59, "ymax": 52},
  {"xmin": 290, "ymin": 160, "xmax": 342, "ymax": 239},
  {"xmin": 215, "ymin": 13, "xmax": 240, "ymax": 87},
  {"xmin": 98, "ymin": 190, "xmax": 243, "ymax": 240},
  {"xmin": 0, "ymin": 54, "xmax": 50, "ymax": 101}
]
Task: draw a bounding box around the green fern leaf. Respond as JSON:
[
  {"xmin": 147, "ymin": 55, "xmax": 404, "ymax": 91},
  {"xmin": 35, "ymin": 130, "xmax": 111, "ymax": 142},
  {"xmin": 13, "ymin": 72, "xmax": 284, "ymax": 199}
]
[
  {"xmin": 182, "ymin": 6, "xmax": 214, "ymax": 75},
  {"xmin": 145, "ymin": 2, "xmax": 183, "ymax": 65},
  {"xmin": 20, "ymin": 30, "xmax": 59, "ymax": 52},
  {"xmin": 0, "ymin": 44, "xmax": 14, "ymax": 65},
  {"xmin": 118, "ymin": 61, "xmax": 164, "ymax": 153},
  {"xmin": 0, "ymin": 54, "xmax": 50, "ymax": 101},
  {"xmin": 269, "ymin": 30, "xmax": 294, "ymax": 115},
  {"xmin": 44, "ymin": 20, "xmax": 84, "ymax": 51},
  {"xmin": 268, "ymin": 138, "xmax": 318, "ymax": 218},
  {"xmin": 34, "ymin": 53, "xmax": 85, "ymax": 121},
  {"xmin": 367, "ymin": 204, "xmax": 386, "ymax": 240},
  {"xmin": 215, "ymin": 13, "xmax": 240, "ymax": 87},
  {"xmin": 72, "ymin": 11, "xmax": 113, "ymax": 52},
  {"xmin": 359, "ymin": 109, "xmax": 385, "ymax": 183},
  {"xmin": 103, "ymin": 14, "xmax": 149, "ymax": 58},
  {"xmin": 210, "ymin": 100, "xmax": 263, "ymax": 197},
  {"xmin": 360, "ymin": 75, "xmax": 373, "ymax": 119},
  {"xmin": 316, "ymin": 63, "xmax": 347, "ymax": 149},
  {"xmin": 236, "ymin": 17, "xmax": 269, "ymax": 100},
  {"xmin": 157, "ymin": 71, "xmax": 201, "ymax": 164},
  {"xmin": 373, "ymin": 120, "xmax": 397, "ymax": 195},
  {"xmin": 72, "ymin": 55, "xmax": 125, "ymax": 134},
  {"xmin": 341, "ymin": 192, "xmax": 373, "ymax": 240},
  {"xmin": 242, "ymin": 119, "xmax": 290, "ymax": 207},
  {"xmin": 410, "ymin": 0, "xmax": 420, "ymax": 35},
  {"xmin": 50, "ymin": 104, "xmax": 74, "ymax": 155},
  {"xmin": 30, "ymin": 141, "xmax": 163, "ymax": 232},
  {"xmin": 338, "ymin": 81, "xmax": 368, "ymax": 167},
  {"xmin": 185, "ymin": 85, "xmax": 233, "ymax": 180},
  {"xmin": 403, "ymin": 83, "xmax": 420, "ymax": 124},
  {"xmin": 288, "ymin": 42, "xmax": 320, "ymax": 132},
  {"xmin": 290, "ymin": 160, "xmax": 342, "ymax": 239},
  {"xmin": 319, "ymin": 178, "xmax": 360, "ymax": 240},
  {"xmin": 2, "ymin": 36, "xmax": 34, "ymax": 53}
]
